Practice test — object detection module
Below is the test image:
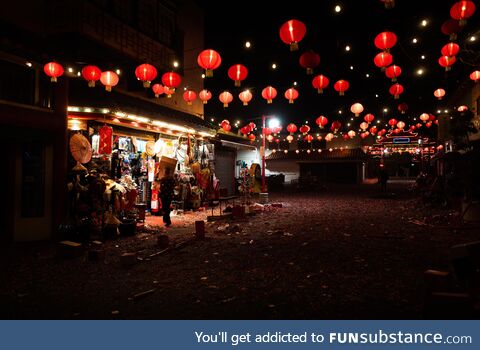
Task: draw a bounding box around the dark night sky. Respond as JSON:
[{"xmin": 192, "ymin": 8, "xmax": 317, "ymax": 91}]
[{"xmin": 200, "ymin": 0, "xmax": 479, "ymax": 130}]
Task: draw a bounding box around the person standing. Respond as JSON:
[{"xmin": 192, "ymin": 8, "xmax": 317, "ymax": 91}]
[
  {"xmin": 160, "ymin": 167, "xmax": 175, "ymax": 227},
  {"xmin": 379, "ymin": 167, "xmax": 389, "ymax": 193}
]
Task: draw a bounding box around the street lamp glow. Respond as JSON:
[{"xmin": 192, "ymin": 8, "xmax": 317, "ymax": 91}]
[
  {"xmin": 412, "ymin": 38, "xmax": 418, "ymax": 44},
  {"xmin": 421, "ymin": 19, "xmax": 428, "ymax": 27},
  {"xmin": 245, "ymin": 41, "xmax": 251, "ymax": 48},
  {"xmin": 268, "ymin": 118, "xmax": 280, "ymax": 129},
  {"xmin": 345, "ymin": 45, "xmax": 351, "ymax": 51},
  {"xmin": 173, "ymin": 61, "xmax": 179, "ymax": 68},
  {"xmin": 334, "ymin": 5, "xmax": 342, "ymax": 13}
]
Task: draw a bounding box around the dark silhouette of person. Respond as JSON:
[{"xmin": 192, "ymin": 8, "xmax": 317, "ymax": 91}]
[
  {"xmin": 160, "ymin": 167, "xmax": 176, "ymax": 227},
  {"xmin": 379, "ymin": 168, "xmax": 389, "ymax": 193}
]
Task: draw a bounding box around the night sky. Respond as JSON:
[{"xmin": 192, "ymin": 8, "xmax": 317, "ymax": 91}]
[{"xmin": 200, "ymin": 0, "xmax": 479, "ymax": 130}]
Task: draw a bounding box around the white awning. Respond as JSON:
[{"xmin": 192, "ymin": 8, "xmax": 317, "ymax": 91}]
[{"xmin": 221, "ymin": 140, "xmax": 257, "ymax": 150}]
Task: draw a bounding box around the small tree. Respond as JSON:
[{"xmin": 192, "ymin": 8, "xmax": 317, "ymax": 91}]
[{"xmin": 449, "ymin": 110, "xmax": 478, "ymax": 152}]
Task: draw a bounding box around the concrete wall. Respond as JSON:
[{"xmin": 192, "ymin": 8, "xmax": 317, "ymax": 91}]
[{"xmin": 266, "ymin": 160, "xmax": 300, "ymax": 183}]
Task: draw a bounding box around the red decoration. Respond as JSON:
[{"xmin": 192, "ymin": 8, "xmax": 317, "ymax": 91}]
[
  {"xmin": 221, "ymin": 120, "xmax": 231, "ymax": 132},
  {"xmin": 388, "ymin": 118, "xmax": 398, "ymax": 128},
  {"xmin": 419, "ymin": 113, "xmax": 430, "ymax": 123},
  {"xmin": 239, "ymin": 90, "xmax": 253, "ymax": 106},
  {"xmin": 397, "ymin": 102, "xmax": 408, "ymax": 114},
  {"xmin": 450, "ymin": 1, "xmax": 476, "ymax": 25},
  {"xmin": 263, "ymin": 127, "xmax": 272, "ymax": 135},
  {"xmin": 458, "ymin": 105, "xmax": 468, "ymax": 112},
  {"xmin": 374, "ymin": 52, "xmax": 393, "ymax": 70},
  {"xmin": 364, "ymin": 113, "xmax": 375, "ymax": 123},
  {"xmin": 228, "ymin": 64, "xmax": 248, "ymax": 86},
  {"xmin": 163, "ymin": 86, "xmax": 175, "ymax": 98},
  {"xmin": 434, "ymin": 88, "xmax": 446, "ymax": 100},
  {"xmin": 248, "ymin": 134, "xmax": 256, "ymax": 142},
  {"xmin": 261, "ymin": 86, "xmax": 277, "ymax": 104},
  {"xmin": 100, "ymin": 71, "xmax": 119, "ymax": 91},
  {"xmin": 219, "ymin": 91, "xmax": 233, "ymax": 107},
  {"xmin": 441, "ymin": 19, "xmax": 463, "ymax": 40},
  {"xmin": 439, "ymin": 56, "xmax": 456, "ymax": 71},
  {"xmin": 316, "ymin": 116, "xmax": 328, "ymax": 128},
  {"xmin": 199, "ymin": 89, "xmax": 212, "ymax": 104},
  {"xmin": 284, "ymin": 88, "xmax": 299, "ymax": 104},
  {"xmin": 81, "ymin": 65, "xmax": 101, "ymax": 87},
  {"xmin": 369, "ymin": 126, "xmax": 378, "ymax": 134},
  {"xmin": 334, "ymin": 80, "xmax": 349, "ymax": 96},
  {"xmin": 99, "ymin": 125, "xmax": 113, "ymax": 155},
  {"xmin": 161, "ymin": 72, "xmax": 181, "ymax": 88},
  {"xmin": 426, "ymin": 121, "xmax": 433, "ymax": 128},
  {"xmin": 43, "ymin": 62, "xmax": 64, "ymax": 82},
  {"xmin": 396, "ymin": 121, "xmax": 405, "ymax": 130},
  {"xmin": 350, "ymin": 103, "xmax": 364, "ymax": 116},
  {"xmin": 331, "ymin": 120, "xmax": 342, "ymax": 133},
  {"xmin": 360, "ymin": 122, "xmax": 369, "ymax": 131},
  {"xmin": 389, "ymin": 83, "xmax": 404, "ymax": 99},
  {"xmin": 152, "ymin": 84, "xmax": 164, "ymax": 98},
  {"xmin": 240, "ymin": 125, "xmax": 252, "ymax": 135},
  {"xmin": 304, "ymin": 134, "xmax": 314, "ymax": 143},
  {"xmin": 183, "ymin": 90, "xmax": 197, "ymax": 105},
  {"xmin": 374, "ymin": 31, "xmax": 397, "ymax": 51},
  {"xmin": 279, "ymin": 19, "xmax": 306, "ymax": 51},
  {"xmin": 286, "ymin": 135, "xmax": 294, "ymax": 143},
  {"xmin": 135, "ymin": 63, "xmax": 157, "ymax": 88},
  {"xmin": 312, "ymin": 74, "xmax": 329, "ymax": 94},
  {"xmin": 470, "ymin": 70, "xmax": 480, "ymax": 82},
  {"xmin": 299, "ymin": 125, "xmax": 310, "ymax": 134},
  {"xmin": 249, "ymin": 122, "xmax": 256, "ymax": 130},
  {"xmin": 197, "ymin": 49, "xmax": 222, "ymax": 77},
  {"xmin": 287, "ymin": 123, "xmax": 298, "ymax": 134},
  {"xmin": 347, "ymin": 130, "xmax": 356, "ymax": 139},
  {"xmin": 299, "ymin": 50, "xmax": 320, "ymax": 74},
  {"xmin": 441, "ymin": 43, "xmax": 460, "ymax": 57},
  {"xmin": 385, "ymin": 65, "xmax": 402, "ymax": 82}
]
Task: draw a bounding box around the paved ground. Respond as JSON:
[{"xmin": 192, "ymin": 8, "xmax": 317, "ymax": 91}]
[{"xmin": 1, "ymin": 181, "xmax": 478, "ymax": 319}]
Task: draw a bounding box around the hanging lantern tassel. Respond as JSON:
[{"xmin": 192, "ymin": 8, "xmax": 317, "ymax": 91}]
[
  {"xmin": 206, "ymin": 69, "xmax": 213, "ymax": 77},
  {"xmin": 290, "ymin": 42, "xmax": 299, "ymax": 51},
  {"xmin": 235, "ymin": 80, "xmax": 240, "ymax": 87}
]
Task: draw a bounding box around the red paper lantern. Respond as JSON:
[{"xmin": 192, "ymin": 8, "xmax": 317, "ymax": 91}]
[
  {"xmin": 426, "ymin": 121, "xmax": 433, "ymax": 128},
  {"xmin": 249, "ymin": 122, "xmax": 256, "ymax": 130},
  {"xmin": 43, "ymin": 62, "xmax": 64, "ymax": 82},
  {"xmin": 419, "ymin": 113, "xmax": 430, "ymax": 123},
  {"xmin": 385, "ymin": 65, "xmax": 402, "ymax": 82},
  {"xmin": 381, "ymin": 0, "xmax": 395, "ymax": 9},
  {"xmin": 331, "ymin": 120, "xmax": 342, "ymax": 133},
  {"xmin": 248, "ymin": 134, "xmax": 256, "ymax": 142},
  {"xmin": 279, "ymin": 19, "xmax": 306, "ymax": 51},
  {"xmin": 397, "ymin": 102, "xmax": 408, "ymax": 114},
  {"xmin": 439, "ymin": 55, "xmax": 456, "ymax": 71},
  {"xmin": 304, "ymin": 134, "xmax": 314, "ymax": 143},
  {"xmin": 347, "ymin": 130, "xmax": 356, "ymax": 138},
  {"xmin": 161, "ymin": 72, "xmax": 181, "ymax": 89},
  {"xmin": 360, "ymin": 122, "xmax": 369, "ymax": 131},
  {"xmin": 219, "ymin": 91, "xmax": 233, "ymax": 107},
  {"xmin": 163, "ymin": 86, "xmax": 175, "ymax": 98},
  {"xmin": 240, "ymin": 125, "xmax": 252, "ymax": 135},
  {"xmin": 470, "ymin": 70, "xmax": 480, "ymax": 82},
  {"xmin": 312, "ymin": 74, "xmax": 329, "ymax": 94},
  {"xmin": 299, "ymin": 125, "xmax": 310, "ymax": 134},
  {"xmin": 364, "ymin": 113, "xmax": 375, "ymax": 123},
  {"xmin": 316, "ymin": 116, "xmax": 328, "ymax": 128},
  {"xmin": 457, "ymin": 105, "xmax": 469, "ymax": 112},
  {"xmin": 263, "ymin": 127, "xmax": 272, "ymax": 135},
  {"xmin": 334, "ymin": 80, "xmax": 349, "ymax": 96},
  {"xmin": 100, "ymin": 71, "xmax": 119, "ymax": 91},
  {"xmin": 199, "ymin": 89, "xmax": 212, "ymax": 104},
  {"xmin": 299, "ymin": 50, "xmax": 320, "ymax": 74},
  {"xmin": 429, "ymin": 114, "xmax": 436, "ymax": 121},
  {"xmin": 183, "ymin": 90, "xmax": 197, "ymax": 105},
  {"xmin": 388, "ymin": 118, "xmax": 398, "ymax": 128},
  {"xmin": 350, "ymin": 103, "xmax": 364, "ymax": 116},
  {"xmin": 434, "ymin": 88, "xmax": 446, "ymax": 100},
  {"xmin": 99, "ymin": 125, "xmax": 113, "ymax": 155},
  {"xmin": 228, "ymin": 64, "xmax": 248, "ymax": 86},
  {"xmin": 374, "ymin": 52, "xmax": 393, "ymax": 70},
  {"xmin": 152, "ymin": 84, "xmax": 164, "ymax": 98},
  {"xmin": 287, "ymin": 123, "xmax": 298, "ymax": 134},
  {"xmin": 286, "ymin": 135, "xmax": 294, "ymax": 143},
  {"xmin": 450, "ymin": 1, "xmax": 476, "ymax": 25},
  {"xmin": 81, "ymin": 65, "xmax": 101, "ymax": 87},
  {"xmin": 261, "ymin": 86, "xmax": 277, "ymax": 104},
  {"xmin": 239, "ymin": 90, "xmax": 253, "ymax": 106},
  {"xmin": 441, "ymin": 43, "xmax": 460, "ymax": 57},
  {"xmin": 197, "ymin": 49, "xmax": 222, "ymax": 77},
  {"xmin": 284, "ymin": 88, "xmax": 299, "ymax": 104},
  {"xmin": 374, "ymin": 31, "xmax": 397, "ymax": 51},
  {"xmin": 369, "ymin": 126, "xmax": 378, "ymax": 134},
  {"xmin": 441, "ymin": 19, "xmax": 462, "ymax": 40},
  {"xmin": 396, "ymin": 121, "xmax": 405, "ymax": 130},
  {"xmin": 221, "ymin": 120, "xmax": 231, "ymax": 132},
  {"xmin": 389, "ymin": 83, "xmax": 404, "ymax": 99},
  {"xmin": 135, "ymin": 63, "xmax": 158, "ymax": 88}
]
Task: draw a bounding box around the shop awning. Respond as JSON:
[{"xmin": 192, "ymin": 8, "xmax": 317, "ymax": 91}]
[{"xmin": 220, "ymin": 140, "xmax": 256, "ymax": 150}]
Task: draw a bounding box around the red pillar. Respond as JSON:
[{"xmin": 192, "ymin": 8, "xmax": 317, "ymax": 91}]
[{"xmin": 261, "ymin": 115, "xmax": 266, "ymax": 193}]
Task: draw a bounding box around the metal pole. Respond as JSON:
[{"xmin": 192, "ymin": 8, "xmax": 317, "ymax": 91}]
[{"xmin": 262, "ymin": 115, "xmax": 266, "ymax": 193}]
